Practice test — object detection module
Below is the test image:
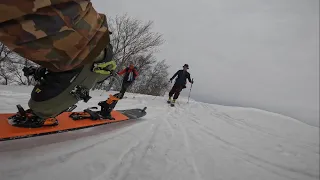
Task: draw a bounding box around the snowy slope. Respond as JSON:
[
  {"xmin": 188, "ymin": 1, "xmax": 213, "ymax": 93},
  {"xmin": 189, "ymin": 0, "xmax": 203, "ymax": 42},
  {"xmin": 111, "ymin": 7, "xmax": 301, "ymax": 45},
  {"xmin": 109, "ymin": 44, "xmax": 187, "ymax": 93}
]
[{"xmin": 0, "ymin": 85, "xmax": 319, "ymax": 180}]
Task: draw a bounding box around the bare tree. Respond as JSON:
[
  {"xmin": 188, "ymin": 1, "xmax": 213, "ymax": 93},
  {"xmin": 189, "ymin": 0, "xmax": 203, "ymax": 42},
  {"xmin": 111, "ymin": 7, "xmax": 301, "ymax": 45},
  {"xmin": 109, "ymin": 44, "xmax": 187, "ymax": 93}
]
[
  {"xmin": 108, "ymin": 14, "xmax": 164, "ymax": 70},
  {"xmin": 128, "ymin": 53, "xmax": 157, "ymax": 73},
  {"xmin": 99, "ymin": 14, "xmax": 168, "ymax": 94},
  {"xmin": 0, "ymin": 42, "xmax": 13, "ymax": 63},
  {"xmin": 132, "ymin": 60, "xmax": 170, "ymax": 96},
  {"xmin": 0, "ymin": 60, "xmax": 14, "ymax": 85},
  {"xmin": 11, "ymin": 63, "xmax": 27, "ymax": 85},
  {"xmin": 0, "ymin": 42, "xmax": 37, "ymax": 85},
  {"xmin": 0, "ymin": 58, "xmax": 29, "ymax": 85}
]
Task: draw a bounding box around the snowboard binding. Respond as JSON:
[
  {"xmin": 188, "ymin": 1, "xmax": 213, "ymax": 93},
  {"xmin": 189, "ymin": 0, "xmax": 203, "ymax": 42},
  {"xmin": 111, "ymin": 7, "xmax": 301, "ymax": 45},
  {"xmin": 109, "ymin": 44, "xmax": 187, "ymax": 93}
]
[
  {"xmin": 8, "ymin": 105, "xmax": 58, "ymax": 128},
  {"xmin": 69, "ymin": 93, "xmax": 121, "ymax": 121}
]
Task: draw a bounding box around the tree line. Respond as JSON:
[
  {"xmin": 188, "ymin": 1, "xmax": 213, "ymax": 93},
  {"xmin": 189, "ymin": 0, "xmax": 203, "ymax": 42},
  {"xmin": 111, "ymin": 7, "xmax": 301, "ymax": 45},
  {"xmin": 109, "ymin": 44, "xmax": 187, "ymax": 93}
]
[{"xmin": 0, "ymin": 14, "xmax": 170, "ymax": 96}]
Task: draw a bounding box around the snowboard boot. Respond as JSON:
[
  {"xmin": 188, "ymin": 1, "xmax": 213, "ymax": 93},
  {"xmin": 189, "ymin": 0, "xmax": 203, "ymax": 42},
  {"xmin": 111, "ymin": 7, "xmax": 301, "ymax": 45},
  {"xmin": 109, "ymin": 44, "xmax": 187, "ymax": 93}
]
[
  {"xmin": 170, "ymin": 99, "xmax": 176, "ymax": 107},
  {"xmin": 167, "ymin": 97, "xmax": 172, "ymax": 104},
  {"xmin": 9, "ymin": 105, "xmax": 58, "ymax": 128},
  {"xmin": 26, "ymin": 43, "xmax": 117, "ymax": 121}
]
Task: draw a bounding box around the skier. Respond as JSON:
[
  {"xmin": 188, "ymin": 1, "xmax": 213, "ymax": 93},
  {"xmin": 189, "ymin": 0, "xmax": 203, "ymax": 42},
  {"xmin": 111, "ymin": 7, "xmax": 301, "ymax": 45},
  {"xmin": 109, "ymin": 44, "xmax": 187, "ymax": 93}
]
[
  {"xmin": 168, "ymin": 64, "xmax": 193, "ymax": 105},
  {"xmin": 0, "ymin": 0, "xmax": 118, "ymax": 127},
  {"xmin": 117, "ymin": 62, "xmax": 139, "ymax": 99}
]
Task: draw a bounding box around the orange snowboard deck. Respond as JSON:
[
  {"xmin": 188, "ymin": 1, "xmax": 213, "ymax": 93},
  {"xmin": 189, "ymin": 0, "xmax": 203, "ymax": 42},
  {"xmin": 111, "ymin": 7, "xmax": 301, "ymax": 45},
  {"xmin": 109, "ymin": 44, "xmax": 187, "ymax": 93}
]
[{"xmin": 0, "ymin": 110, "xmax": 129, "ymax": 141}]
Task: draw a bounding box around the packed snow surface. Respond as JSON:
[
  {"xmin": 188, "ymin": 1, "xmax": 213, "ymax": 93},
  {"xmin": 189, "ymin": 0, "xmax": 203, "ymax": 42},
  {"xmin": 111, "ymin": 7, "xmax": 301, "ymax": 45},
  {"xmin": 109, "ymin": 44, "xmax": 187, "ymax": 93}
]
[{"xmin": 0, "ymin": 85, "xmax": 319, "ymax": 180}]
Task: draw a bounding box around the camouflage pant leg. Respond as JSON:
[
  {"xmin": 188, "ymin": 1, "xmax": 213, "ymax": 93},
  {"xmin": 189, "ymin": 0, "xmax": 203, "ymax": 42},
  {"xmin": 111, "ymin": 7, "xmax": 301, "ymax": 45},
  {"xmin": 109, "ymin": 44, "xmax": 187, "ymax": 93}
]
[{"xmin": 28, "ymin": 53, "xmax": 112, "ymax": 119}]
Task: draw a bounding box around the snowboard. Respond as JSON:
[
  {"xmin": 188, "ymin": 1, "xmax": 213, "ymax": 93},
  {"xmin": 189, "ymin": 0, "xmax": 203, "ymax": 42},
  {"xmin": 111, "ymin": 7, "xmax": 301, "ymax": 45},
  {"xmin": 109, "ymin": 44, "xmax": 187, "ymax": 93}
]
[{"xmin": 0, "ymin": 107, "xmax": 147, "ymax": 141}]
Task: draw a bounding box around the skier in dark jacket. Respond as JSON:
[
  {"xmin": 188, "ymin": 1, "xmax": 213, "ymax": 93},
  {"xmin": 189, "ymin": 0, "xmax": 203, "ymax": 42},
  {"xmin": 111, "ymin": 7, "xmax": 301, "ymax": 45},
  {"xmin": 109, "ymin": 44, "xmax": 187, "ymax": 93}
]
[
  {"xmin": 168, "ymin": 64, "xmax": 193, "ymax": 104},
  {"xmin": 117, "ymin": 62, "xmax": 139, "ymax": 99}
]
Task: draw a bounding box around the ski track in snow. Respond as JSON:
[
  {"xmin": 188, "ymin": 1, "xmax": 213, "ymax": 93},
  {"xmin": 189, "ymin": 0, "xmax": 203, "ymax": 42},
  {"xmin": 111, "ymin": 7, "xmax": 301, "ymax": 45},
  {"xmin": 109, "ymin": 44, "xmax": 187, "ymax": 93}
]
[{"xmin": 0, "ymin": 86, "xmax": 319, "ymax": 180}]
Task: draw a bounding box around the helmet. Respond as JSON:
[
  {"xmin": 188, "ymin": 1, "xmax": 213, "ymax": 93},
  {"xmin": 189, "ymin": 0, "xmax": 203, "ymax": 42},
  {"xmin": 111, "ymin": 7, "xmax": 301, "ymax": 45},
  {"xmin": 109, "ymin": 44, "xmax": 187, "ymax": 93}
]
[{"xmin": 183, "ymin": 64, "xmax": 189, "ymax": 69}]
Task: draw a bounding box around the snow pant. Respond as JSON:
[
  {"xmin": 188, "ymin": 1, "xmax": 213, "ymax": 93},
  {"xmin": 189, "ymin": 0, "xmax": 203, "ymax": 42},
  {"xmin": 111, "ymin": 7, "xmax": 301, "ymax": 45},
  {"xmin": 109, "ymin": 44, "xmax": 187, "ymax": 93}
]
[
  {"xmin": 119, "ymin": 80, "xmax": 133, "ymax": 99},
  {"xmin": 169, "ymin": 84, "xmax": 184, "ymax": 100},
  {"xmin": 28, "ymin": 46, "xmax": 114, "ymax": 119}
]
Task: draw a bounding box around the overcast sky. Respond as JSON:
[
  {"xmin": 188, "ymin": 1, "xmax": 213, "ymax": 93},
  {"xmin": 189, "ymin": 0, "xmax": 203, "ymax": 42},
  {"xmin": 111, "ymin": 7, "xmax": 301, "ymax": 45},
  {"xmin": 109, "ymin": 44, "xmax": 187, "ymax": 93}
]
[{"xmin": 92, "ymin": 0, "xmax": 319, "ymax": 126}]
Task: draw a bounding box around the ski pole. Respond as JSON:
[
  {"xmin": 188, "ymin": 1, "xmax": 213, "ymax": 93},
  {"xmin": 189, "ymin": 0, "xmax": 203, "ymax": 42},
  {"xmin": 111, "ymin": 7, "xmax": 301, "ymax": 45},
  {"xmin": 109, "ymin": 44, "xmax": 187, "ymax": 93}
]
[{"xmin": 187, "ymin": 78, "xmax": 193, "ymax": 103}]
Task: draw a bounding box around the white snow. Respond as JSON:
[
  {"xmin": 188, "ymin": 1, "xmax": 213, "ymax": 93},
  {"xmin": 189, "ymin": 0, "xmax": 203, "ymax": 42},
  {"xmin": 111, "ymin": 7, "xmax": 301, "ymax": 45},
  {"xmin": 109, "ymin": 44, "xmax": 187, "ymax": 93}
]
[{"xmin": 0, "ymin": 85, "xmax": 319, "ymax": 180}]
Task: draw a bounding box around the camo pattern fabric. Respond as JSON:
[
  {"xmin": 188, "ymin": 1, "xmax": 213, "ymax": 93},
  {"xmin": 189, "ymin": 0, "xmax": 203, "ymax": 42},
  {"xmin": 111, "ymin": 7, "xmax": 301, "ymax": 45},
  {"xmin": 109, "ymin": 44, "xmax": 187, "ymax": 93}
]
[{"xmin": 0, "ymin": 0, "xmax": 111, "ymax": 72}]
